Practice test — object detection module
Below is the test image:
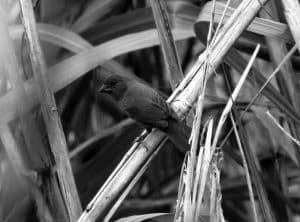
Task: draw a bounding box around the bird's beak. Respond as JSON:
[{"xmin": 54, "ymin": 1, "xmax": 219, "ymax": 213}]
[{"xmin": 98, "ymin": 85, "xmax": 112, "ymax": 93}]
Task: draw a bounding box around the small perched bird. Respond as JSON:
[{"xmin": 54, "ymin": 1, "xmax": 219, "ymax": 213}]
[{"xmin": 98, "ymin": 75, "xmax": 190, "ymax": 152}]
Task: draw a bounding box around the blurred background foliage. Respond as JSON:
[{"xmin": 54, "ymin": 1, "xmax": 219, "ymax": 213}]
[{"xmin": 1, "ymin": 0, "xmax": 300, "ymax": 221}]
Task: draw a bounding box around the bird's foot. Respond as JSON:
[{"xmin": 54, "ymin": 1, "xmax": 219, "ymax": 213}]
[
  {"xmin": 134, "ymin": 129, "xmax": 149, "ymax": 144},
  {"xmin": 134, "ymin": 135, "xmax": 145, "ymax": 144},
  {"xmin": 133, "ymin": 129, "xmax": 152, "ymax": 151}
]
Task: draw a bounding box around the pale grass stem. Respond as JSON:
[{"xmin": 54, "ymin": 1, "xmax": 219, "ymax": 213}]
[
  {"xmin": 266, "ymin": 111, "xmax": 300, "ymax": 147},
  {"xmin": 211, "ymin": 44, "xmax": 261, "ymax": 157},
  {"xmin": 230, "ymin": 113, "xmax": 259, "ymax": 222}
]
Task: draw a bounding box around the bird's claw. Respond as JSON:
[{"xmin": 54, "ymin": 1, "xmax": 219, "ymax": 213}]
[
  {"xmin": 133, "ymin": 131, "xmax": 152, "ymax": 151},
  {"xmin": 133, "ymin": 134, "xmax": 147, "ymax": 144}
]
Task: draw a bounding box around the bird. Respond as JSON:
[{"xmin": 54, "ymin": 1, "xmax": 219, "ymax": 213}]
[{"xmin": 98, "ymin": 75, "xmax": 190, "ymax": 152}]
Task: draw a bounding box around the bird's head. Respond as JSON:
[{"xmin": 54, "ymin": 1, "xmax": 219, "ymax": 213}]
[{"xmin": 98, "ymin": 75, "xmax": 128, "ymax": 101}]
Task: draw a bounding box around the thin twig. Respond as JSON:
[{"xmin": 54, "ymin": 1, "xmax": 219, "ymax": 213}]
[
  {"xmin": 219, "ymin": 44, "xmax": 298, "ymax": 150},
  {"xmin": 266, "ymin": 111, "xmax": 300, "ymax": 147},
  {"xmin": 230, "ymin": 113, "xmax": 258, "ymax": 222},
  {"xmin": 211, "ymin": 44, "xmax": 260, "ymax": 155}
]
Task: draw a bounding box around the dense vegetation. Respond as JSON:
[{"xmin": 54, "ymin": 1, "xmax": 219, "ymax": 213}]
[{"xmin": 0, "ymin": 0, "xmax": 300, "ymax": 222}]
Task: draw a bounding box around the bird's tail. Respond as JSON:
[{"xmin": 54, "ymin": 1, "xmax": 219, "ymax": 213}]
[{"xmin": 164, "ymin": 119, "xmax": 191, "ymax": 153}]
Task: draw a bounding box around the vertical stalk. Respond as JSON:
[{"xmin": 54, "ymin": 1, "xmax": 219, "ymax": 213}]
[
  {"xmin": 281, "ymin": 0, "xmax": 300, "ymax": 53},
  {"xmin": 150, "ymin": 0, "xmax": 183, "ymax": 90},
  {"xmin": 19, "ymin": 0, "xmax": 82, "ymax": 221}
]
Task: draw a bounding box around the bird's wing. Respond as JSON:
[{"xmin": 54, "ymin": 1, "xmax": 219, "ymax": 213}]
[{"xmin": 121, "ymin": 83, "xmax": 170, "ymax": 123}]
